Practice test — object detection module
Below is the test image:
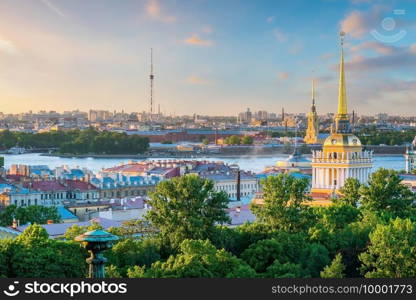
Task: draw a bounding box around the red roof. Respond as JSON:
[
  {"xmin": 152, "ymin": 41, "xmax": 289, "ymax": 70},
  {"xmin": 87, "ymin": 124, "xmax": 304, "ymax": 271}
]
[
  {"xmin": 24, "ymin": 180, "xmax": 66, "ymax": 192},
  {"xmin": 103, "ymin": 163, "xmax": 149, "ymax": 173},
  {"xmin": 64, "ymin": 180, "xmax": 98, "ymax": 191}
]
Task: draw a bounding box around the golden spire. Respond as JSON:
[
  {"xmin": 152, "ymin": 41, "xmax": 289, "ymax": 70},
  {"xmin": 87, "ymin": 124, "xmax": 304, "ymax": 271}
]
[{"xmin": 337, "ymin": 31, "xmax": 348, "ymax": 119}]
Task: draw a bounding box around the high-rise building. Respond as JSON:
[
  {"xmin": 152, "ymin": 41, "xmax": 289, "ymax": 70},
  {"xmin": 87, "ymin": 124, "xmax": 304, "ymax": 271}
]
[
  {"xmin": 311, "ymin": 32, "xmax": 373, "ymax": 201},
  {"xmin": 304, "ymin": 79, "xmax": 319, "ymax": 144}
]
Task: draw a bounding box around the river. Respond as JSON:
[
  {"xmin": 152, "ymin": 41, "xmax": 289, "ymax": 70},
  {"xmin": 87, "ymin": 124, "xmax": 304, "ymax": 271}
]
[{"xmin": 1, "ymin": 153, "xmax": 406, "ymax": 174}]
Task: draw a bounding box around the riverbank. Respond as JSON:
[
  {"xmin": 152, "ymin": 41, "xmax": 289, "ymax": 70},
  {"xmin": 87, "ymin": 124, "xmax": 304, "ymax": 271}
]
[
  {"xmin": 40, "ymin": 144, "xmax": 407, "ymax": 159},
  {"xmin": 3, "ymin": 153, "xmax": 405, "ymax": 173}
]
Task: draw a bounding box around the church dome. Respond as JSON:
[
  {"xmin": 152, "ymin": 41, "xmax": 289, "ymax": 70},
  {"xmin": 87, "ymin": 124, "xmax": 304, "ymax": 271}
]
[{"xmin": 323, "ymin": 133, "xmax": 362, "ymax": 148}]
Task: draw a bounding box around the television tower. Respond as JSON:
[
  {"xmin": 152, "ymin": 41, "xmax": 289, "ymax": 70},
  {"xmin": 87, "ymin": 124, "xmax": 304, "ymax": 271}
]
[{"xmin": 149, "ymin": 48, "xmax": 155, "ymax": 120}]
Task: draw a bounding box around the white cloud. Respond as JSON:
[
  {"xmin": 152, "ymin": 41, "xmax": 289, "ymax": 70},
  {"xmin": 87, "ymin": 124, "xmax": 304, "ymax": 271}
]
[
  {"xmin": 0, "ymin": 38, "xmax": 17, "ymax": 55},
  {"xmin": 274, "ymin": 28, "xmax": 287, "ymax": 42}
]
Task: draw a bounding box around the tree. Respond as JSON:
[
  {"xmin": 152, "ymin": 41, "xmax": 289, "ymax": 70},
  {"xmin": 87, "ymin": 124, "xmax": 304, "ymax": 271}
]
[
  {"xmin": 224, "ymin": 135, "xmax": 241, "ymax": 145},
  {"xmin": 241, "ymin": 136, "xmax": 253, "ymax": 145},
  {"xmin": 359, "ymin": 218, "xmax": 416, "ymax": 278},
  {"xmin": 145, "ymin": 175, "xmax": 230, "ymax": 250},
  {"xmin": 8, "ymin": 224, "xmax": 87, "ymax": 277},
  {"xmin": 0, "ymin": 205, "xmax": 61, "ymax": 227},
  {"xmin": 251, "ymin": 174, "xmax": 313, "ymax": 232},
  {"xmin": 320, "ymin": 253, "xmax": 345, "ymax": 278},
  {"xmin": 128, "ymin": 239, "xmax": 256, "ymax": 278},
  {"xmin": 64, "ymin": 222, "xmax": 103, "ymax": 240},
  {"xmin": 265, "ymin": 261, "xmax": 303, "ymax": 278},
  {"xmin": 106, "ymin": 238, "xmax": 160, "ymax": 277},
  {"xmin": 240, "ymin": 233, "xmax": 329, "ymax": 277},
  {"xmin": 337, "ymin": 178, "xmax": 362, "ymax": 207},
  {"xmin": 359, "ymin": 168, "xmax": 415, "ymax": 218}
]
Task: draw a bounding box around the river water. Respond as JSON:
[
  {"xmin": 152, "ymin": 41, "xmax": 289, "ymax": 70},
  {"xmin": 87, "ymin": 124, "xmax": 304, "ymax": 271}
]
[{"xmin": 1, "ymin": 153, "xmax": 406, "ymax": 174}]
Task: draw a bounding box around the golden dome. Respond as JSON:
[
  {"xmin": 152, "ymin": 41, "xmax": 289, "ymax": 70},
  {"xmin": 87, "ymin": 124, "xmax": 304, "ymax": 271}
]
[{"xmin": 323, "ymin": 133, "xmax": 362, "ymax": 148}]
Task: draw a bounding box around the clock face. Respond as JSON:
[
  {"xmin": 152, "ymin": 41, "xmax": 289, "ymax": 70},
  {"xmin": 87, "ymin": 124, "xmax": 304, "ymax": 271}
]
[{"xmin": 331, "ymin": 139, "xmax": 337, "ymax": 145}]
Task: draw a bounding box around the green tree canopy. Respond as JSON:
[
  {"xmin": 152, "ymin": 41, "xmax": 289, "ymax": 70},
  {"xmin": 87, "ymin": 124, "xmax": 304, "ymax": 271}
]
[
  {"xmin": 251, "ymin": 174, "xmax": 313, "ymax": 232},
  {"xmin": 337, "ymin": 178, "xmax": 362, "ymax": 207},
  {"xmin": 5, "ymin": 224, "xmax": 87, "ymax": 277},
  {"xmin": 0, "ymin": 205, "xmax": 61, "ymax": 227},
  {"xmin": 241, "ymin": 136, "xmax": 253, "ymax": 145},
  {"xmin": 320, "ymin": 253, "xmax": 345, "ymax": 278},
  {"xmin": 359, "ymin": 168, "xmax": 415, "ymax": 218},
  {"xmin": 145, "ymin": 175, "xmax": 230, "ymax": 250},
  {"xmin": 359, "ymin": 218, "xmax": 416, "ymax": 278},
  {"xmin": 128, "ymin": 239, "xmax": 256, "ymax": 278}
]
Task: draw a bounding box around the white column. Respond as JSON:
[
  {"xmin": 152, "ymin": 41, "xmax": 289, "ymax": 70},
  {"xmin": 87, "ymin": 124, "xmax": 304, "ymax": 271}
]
[
  {"xmin": 341, "ymin": 168, "xmax": 345, "ymax": 187},
  {"xmin": 318, "ymin": 168, "xmax": 324, "ymax": 188}
]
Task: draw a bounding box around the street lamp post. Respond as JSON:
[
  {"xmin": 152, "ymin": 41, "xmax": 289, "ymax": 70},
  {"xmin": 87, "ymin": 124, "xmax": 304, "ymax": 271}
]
[{"xmin": 75, "ymin": 229, "xmax": 119, "ymax": 278}]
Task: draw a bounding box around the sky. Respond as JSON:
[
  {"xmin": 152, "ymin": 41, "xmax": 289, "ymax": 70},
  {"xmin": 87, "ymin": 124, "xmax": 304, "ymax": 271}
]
[{"xmin": 0, "ymin": 0, "xmax": 415, "ymax": 116}]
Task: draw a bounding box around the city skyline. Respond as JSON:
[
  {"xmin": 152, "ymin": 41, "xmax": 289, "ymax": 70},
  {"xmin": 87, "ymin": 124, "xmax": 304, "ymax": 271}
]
[{"xmin": 0, "ymin": 0, "xmax": 415, "ymax": 115}]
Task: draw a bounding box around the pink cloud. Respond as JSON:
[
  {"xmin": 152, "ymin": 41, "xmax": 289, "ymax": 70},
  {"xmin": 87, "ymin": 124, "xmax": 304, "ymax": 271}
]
[
  {"xmin": 277, "ymin": 72, "xmax": 290, "ymax": 80},
  {"xmin": 186, "ymin": 75, "xmax": 211, "ymax": 85},
  {"xmin": 350, "ymin": 41, "xmax": 395, "ymax": 55},
  {"xmin": 340, "ymin": 6, "xmax": 386, "ymax": 38},
  {"xmin": 184, "ymin": 34, "xmax": 213, "ymax": 46},
  {"xmin": 146, "ymin": 0, "xmax": 176, "ymax": 23}
]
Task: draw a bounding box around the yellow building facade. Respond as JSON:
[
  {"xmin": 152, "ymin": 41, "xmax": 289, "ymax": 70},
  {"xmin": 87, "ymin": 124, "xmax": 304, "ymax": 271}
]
[{"xmin": 311, "ymin": 32, "xmax": 373, "ymax": 199}]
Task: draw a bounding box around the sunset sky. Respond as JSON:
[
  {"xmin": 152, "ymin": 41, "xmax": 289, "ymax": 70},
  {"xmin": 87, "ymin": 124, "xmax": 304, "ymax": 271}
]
[{"xmin": 0, "ymin": 0, "xmax": 415, "ymax": 115}]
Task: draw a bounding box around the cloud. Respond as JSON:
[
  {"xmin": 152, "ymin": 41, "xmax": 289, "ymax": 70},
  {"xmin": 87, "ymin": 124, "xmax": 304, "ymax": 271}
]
[
  {"xmin": 40, "ymin": 0, "xmax": 66, "ymax": 18},
  {"xmin": 288, "ymin": 41, "xmax": 303, "ymax": 54},
  {"xmin": 266, "ymin": 16, "xmax": 275, "ymax": 23},
  {"xmin": 273, "ymin": 28, "xmax": 287, "ymax": 42},
  {"xmin": 202, "ymin": 26, "xmax": 213, "ymax": 34},
  {"xmin": 0, "ymin": 38, "xmax": 17, "ymax": 55},
  {"xmin": 337, "ymin": 45, "xmax": 416, "ymax": 72},
  {"xmin": 350, "ymin": 41, "xmax": 395, "ymax": 54},
  {"xmin": 184, "ymin": 34, "xmax": 213, "ymax": 46},
  {"xmin": 277, "ymin": 72, "xmax": 290, "ymax": 80},
  {"xmin": 410, "ymin": 44, "xmax": 416, "ymax": 54},
  {"xmin": 186, "ymin": 75, "xmax": 211, "ymax": 85},
  {"xmin": 146, "ymin": 0, "xmax": 176, "ymax": 23},
  {"xmin": 340, "ymin": 6, "xmax": 386, "ymax": 38}
]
